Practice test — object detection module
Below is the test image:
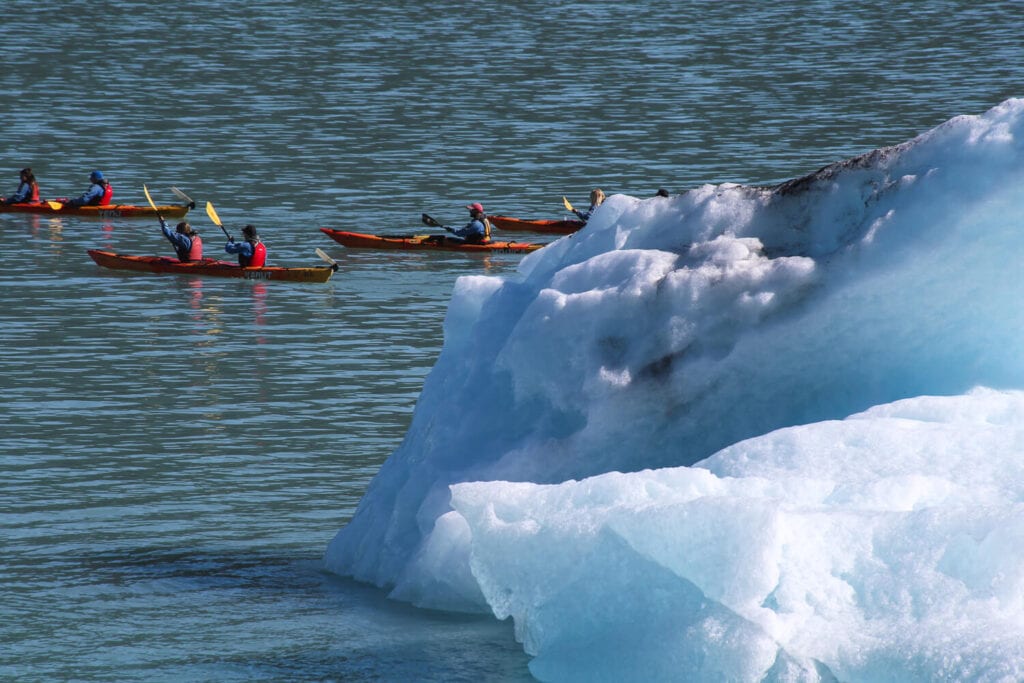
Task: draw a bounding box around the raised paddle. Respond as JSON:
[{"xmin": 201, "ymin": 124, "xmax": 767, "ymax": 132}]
[
  {"xmin": 142, "ymin": 184, "xmax": 164, "ymax": 223},
  {"xmin": 169, "ymin": 186, "xmax": 196, "ymax": 209},
  {"xmin": 205, "ymin": 201, "xmax": 233, "ymax": 240},
  {"xmin": 562, "ymin": 196, "xmax": 575, "ymax": 212},
  {"xmin": 421, "ymin": 213, "xmax": 455, "ymax": 233},
  {"xmin": 315, "ymin": 248, "xmax": 339, "ymax": 271}
]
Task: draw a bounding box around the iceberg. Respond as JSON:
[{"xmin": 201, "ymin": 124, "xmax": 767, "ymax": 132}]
[{"xmin": 326, "ymin": 99, "xmax": 1024, "ymax": 680}]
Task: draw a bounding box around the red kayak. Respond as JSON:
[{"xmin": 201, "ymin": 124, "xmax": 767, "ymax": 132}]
[
  {"xmin": 87, "ymin": 249, "xmax": 335, "ymax": 283},
  {"xmin": 489, "ymin": 215, "xmax": 584, "ymax": 235},
  {"xmin": 319, "ymin": 228, "xmax": 543, "ymax": 253}
]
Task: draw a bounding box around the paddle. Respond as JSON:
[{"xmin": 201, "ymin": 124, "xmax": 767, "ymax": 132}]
[
  {"xmin": 421, "ymin": 213, "xmax": 455, "ymax": 233},
  {"xmin": 47, "ymin": 200, "xmax": 63, "ymax": 210},
  {"xmin": 205, "ymin": 201, "xmax": 233, "ymax": 240},
  {"xmin": 142, "ymin": 184, "xmax": 164, "ymax": 223},
  {"xmin": 169, "ymin": 186, "xmax": 196, "ymax": 209},
  {"xmin": 315, "ymin": 247, "xmax": 340, "ymax": 272},
  {"xmin": 562, "ymin": 196, "xmax": 575, "ymax": 212}
]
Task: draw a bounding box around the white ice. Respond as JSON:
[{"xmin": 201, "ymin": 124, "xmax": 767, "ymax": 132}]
[{"xmin": 326, "ymin": 99, "xmax": 1024, "ymax": 681}]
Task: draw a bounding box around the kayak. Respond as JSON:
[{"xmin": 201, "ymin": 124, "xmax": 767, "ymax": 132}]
[
  {"xmin": 0, "ymin": 201, "xmax": 191, "ymax": 218},
  {"xmin": 87, "ymin": 249, "xmax": 335, "ymax": 283},
  {"xmin": 489, "ymin": 215, "xmax": 584, "ymax": 235},
  {"xmin": 319, "ymin": 228, "xmax": 544, "ymax": 253}
]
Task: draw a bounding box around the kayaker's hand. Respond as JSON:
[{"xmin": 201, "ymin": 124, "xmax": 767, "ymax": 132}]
[{"xmin": 227, "ymin": 236, "xmax": 234, "ymax": 243}]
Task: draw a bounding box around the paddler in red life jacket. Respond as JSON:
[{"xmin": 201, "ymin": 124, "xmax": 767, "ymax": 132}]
[
  {"xmin": 224, "ymin": 224, "xmax": 267, "ymax": 267},
  {"xmin": 0, "ymin": 167, "xmax": 40, "ymax": 205},
  {"xmin": 63, "ymin": 170, "xmax": 113, "ymax": 208},
  {"xmin": 160, "ymin": 218, "xmax": 203, "ymax": 262}
]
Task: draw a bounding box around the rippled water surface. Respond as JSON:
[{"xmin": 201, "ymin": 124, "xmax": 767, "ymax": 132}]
[{"xmin": 2, "ymin": 1, "xmax": 1022, "ymax": 680}]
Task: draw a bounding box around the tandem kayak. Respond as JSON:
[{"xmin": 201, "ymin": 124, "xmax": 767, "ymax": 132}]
[
  {"xmin": 0, "ymin": 201, "xmax": 192, "ymax": 218},
  {"xmin": 319, "ymin": 228, "xmax": 544, "ymax": 254},
  {"xmin": 488, "ymin": 215, "xmax": 584, "ymax": 235},
  {"xmin": 87, "ymin": 249, "xmax": 335, "ymax": 283}
]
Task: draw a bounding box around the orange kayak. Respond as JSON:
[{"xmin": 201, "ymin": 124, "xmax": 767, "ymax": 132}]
[
  {"xmin": 319, "ymin": 228, "xmax": 543, "ymax": 254},
  {"xmin": 489, "ymin": 215, "xmax": 584, "ymax": 235},
  {"xmin": 0, "ymin": 201, "xmax": 191, "ymax": 218},
  {"xmin": 87, "ymin": 249, "xmax": 335, "ymax": 283}
]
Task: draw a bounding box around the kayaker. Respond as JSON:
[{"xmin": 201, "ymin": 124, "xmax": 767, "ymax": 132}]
[
  {"xmin": 571, "ymin": 188, "xmax": 605, "ymax": 222},
  {"xmin": 225, "ymin": 224, "xmax": 267, "ymax": 267},
  {"xmin": 447, "ymin": 202, "xmax": 490, "ymax": 245},
  {"xmin": 160, "ymin": 218, "xmax": 203, "ymax": 262},
  {"xmin": 64, "ymin": 170, "xmax": 113, "ymax": 208},
  {"xmin": 0, "ymin": 167, "xmax": 40, "ymax": 204},
  {"xmin": 655, "ymin": 188, "xmax": 670, "ymax": 197}
]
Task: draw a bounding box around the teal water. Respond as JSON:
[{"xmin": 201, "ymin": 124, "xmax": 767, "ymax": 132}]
[{"xmin": 2, "ymin": 1, "xmax": 1021, "ymax": 680}]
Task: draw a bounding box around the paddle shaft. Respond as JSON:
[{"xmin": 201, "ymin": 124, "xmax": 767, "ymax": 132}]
[
  {"xmin": 205, "ymin": 201, "xmax": 233, "ymax": 240},
  {"xmin": 421, "ymin": 213, "xmax": 454, "ymax": 232}
]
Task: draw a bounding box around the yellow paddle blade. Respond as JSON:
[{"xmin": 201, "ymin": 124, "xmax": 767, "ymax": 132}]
[
  {"xmin": 47, "ymin": 200, "xmax": 63, "ymax": 210},
  {"xmin": 205, "ymin": 201, "xmax": 222, "ymax": 226},
  {"xmin": 142, "ymin": 184, "xmax": 158, "ymax": 211},
  {"xmin": 562, "ymin": 196, "xmax": 574, "ymax": 212}
]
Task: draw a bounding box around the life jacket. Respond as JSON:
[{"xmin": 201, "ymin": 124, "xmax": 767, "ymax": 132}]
[
  {"xmin": 29, "ymin": 182, "xmax": 39, "ymax": 202},
  {"xmin": 100, "ymin": 182, "xmax": 113, "ymax": 205},
  {"xmin": 239, "ymin": 240, "xmax": 267, "ymax": 267},
  {"xmin": 483, "ymin": 216, "xmax": 491, "ymax": 241},
  {"xmin": 175, "ymin": 233, "xmax": 203, "ymax": 262}
]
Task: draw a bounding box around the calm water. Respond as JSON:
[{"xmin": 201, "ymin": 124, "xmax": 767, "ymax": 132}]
[{"xmin": 2, "ymin": 1, "xmax": 1021, "ymax": 680}]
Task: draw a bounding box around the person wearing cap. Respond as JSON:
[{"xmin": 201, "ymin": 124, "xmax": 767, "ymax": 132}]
[
  {"xmin": 224, "ymin": 224, "xmax": 267, "ymax": 267},
  {"xmin": 160, "ymin": 218, "xmax": 203, "ymax": 262},
  {"xmin": 571, "ymin": 188, "xmax": 605, "ymax": 222},
  {"xmin": 448, "ymin": 202, "xmax": 490, "ymax": 245},
  {"xmin": 0, "ymin": 167, "xmax": 40, "ymax": 204},
  {"xmin": 63, "ymin": 170, "xmax": 113, "ymax": 208}
]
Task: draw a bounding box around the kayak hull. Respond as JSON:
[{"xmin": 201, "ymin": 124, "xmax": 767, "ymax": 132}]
[
  {"xmin": 319, "ymin": 228, "xmax": 543, "ymax": 253},
  {"xmin": 489, "ymin": 215, "xmax": 584, "ymax": 235},
  {"xmin": 87, "ymin": 249, "xmax": 334, "ymax": 283},
  {"xmin": 0, "ymin": 202, "xmax": 190, "ymax": 218}
]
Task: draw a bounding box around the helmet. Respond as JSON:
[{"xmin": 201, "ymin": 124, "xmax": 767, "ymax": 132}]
[{"xmin": 90, "ymin": 170, "xmax": 104, "ymax": 181}]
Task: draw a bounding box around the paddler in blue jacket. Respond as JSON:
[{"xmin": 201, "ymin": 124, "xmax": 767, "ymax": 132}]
[
  {"xmin": 224, "ymin": 224, "xmax": 267, "ymax": 267},
  {"xmin": 571, "ymin": 188, "xmax": 605, "ymax": 222},
  {"xmin": 160, "ymin": 218, "xmax": 203, "ymax": 262},
  {"xmin": 0, "ymin": 167, "xmax": 40, "ymax": 204},
  {"xmin": 449, "ymin": 202, "xmax": 490, "ymax": 244},
  {"xmin": 64, "ymin": 170, "xmax": 112, "ymax": 207}
]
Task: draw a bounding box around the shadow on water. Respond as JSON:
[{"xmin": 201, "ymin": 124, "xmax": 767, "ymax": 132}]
[{"xmin": 63, "ymin": 547, "xmax": 535, "ymax": 682}]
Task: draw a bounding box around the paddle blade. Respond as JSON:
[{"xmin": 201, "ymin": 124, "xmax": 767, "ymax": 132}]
[
  {"xmin": 421, "ymin": 213, "xmax": 440, "ymax": 228},
  {"xmin": 562, "ymin": 196, "xmax": 574, "ymax": 212},
  {"xmin": 315, "ymin": 247, "xmax": 338, "ymax": 268},
  {"xmin": 170, "ymin": 186, "xmax": 196, "ymax": 209},
  {"xmin": 47, "ymin": 200, "xmax": 63, "ymax": 211},
  {"xmin": 205, "ymin": 201, "xmax": 222, "ymax": 226},
  {"xmin": 142, "ymin": 184, "xmax": 158, "ymax": 211}
]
